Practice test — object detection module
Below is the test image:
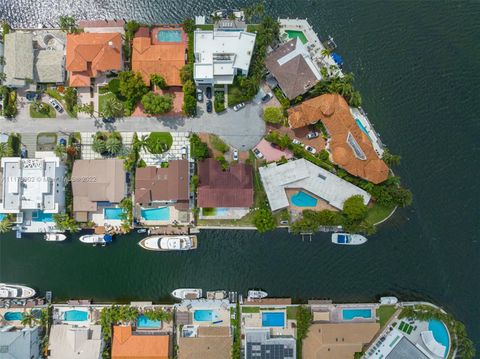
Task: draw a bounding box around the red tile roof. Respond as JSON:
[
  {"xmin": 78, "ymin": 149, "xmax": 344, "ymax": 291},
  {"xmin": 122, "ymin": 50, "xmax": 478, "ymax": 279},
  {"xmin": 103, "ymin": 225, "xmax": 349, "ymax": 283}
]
[
  {"xmin": 197, "ymin": 159, "xmax": 254, "ymax": 208},
  {"xmin": 112, "ymin": 325, "xmax": 169, "ymax": 359}
]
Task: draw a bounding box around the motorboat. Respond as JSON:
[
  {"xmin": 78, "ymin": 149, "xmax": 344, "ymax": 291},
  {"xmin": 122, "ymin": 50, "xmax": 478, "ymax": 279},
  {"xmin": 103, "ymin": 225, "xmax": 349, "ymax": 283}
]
[
  {"xmin": 0, "ymin": 284, "xmax": 36, "ymax": 299},
  {"xmin": 137, "ymin": 228, "xmax": 147, "ymax": 234},
  {"xmin": 171, "ymin": 288, "xmax": 203, "ymax": 300},
  {"xmin": 206, "ymin": 290, "xmax": 228, "ymax": 300},
  {"xmin": 331, "ymin": 233, "xmax": 368, "ymax": 245},
  {"xmin": 380, "ymin": 296, "xmax": 399, "ymax": 305},
  {"xmin": 79, "ymin": 234, "xmax": 113, "ymax": 246},
  {"xmin": 247, "ymin": 290, "xmax": 268, "ymax": 300},
  {"xmin": 44, "ymin": 233, "xmax": 66, "ymax": 242},
  {"xmin": 138, "ymin": 235, "xmax": 197, "ymax": 251}
]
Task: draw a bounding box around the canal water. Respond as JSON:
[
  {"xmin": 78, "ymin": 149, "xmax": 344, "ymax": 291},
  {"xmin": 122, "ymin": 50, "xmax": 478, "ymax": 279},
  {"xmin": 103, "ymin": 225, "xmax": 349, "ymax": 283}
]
[{"xmin": 1, "ymin": 0, "xmax": 479, "ymax": 347}]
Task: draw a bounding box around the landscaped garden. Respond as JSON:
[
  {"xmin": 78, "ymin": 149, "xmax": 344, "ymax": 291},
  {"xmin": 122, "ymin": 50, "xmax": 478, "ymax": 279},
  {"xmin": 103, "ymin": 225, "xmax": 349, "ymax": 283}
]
[
  {"xmin": 37, "ymin": 132, "xmax": 57, "ymax": 151},
  {"xmin": 92, "ymin": 131, "xmax": 124, "ymax": 157},
  {"xmin": 30, "ymin": 102, "xmax": 56, "ymax": 118}
]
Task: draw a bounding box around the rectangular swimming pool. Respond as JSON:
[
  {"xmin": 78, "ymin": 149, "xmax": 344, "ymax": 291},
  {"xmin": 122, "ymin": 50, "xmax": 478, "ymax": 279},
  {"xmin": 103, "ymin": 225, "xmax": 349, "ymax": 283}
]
[
  {"xmin": 104, "ymin": 208, "xmax": 125, "ymax": 220},
  {"xmin": 157, "ymin": 30, "xmax": 182, "ymax": 42},
  {"xmin": 342, "ymin": 308, "xmax": 373, "ymax": 321},
  {"xmin": 137, "ymin": 314, "xmax": 162, "ymax": 328},
  {"xmin": 291, "ymin": 191, "xmax": 318, "ymax": 207},
  {"xmin": 285, "ymin": 30, "xmax": 308, "ymax": 44},
  {"xmin": 141, "ymin": 207, "xmax": 170, "ymax": 221},
  {"xmin": 194, "ymin": 309, "xmax": 215, "ymax": 322},
  {"xmin": 262, "ymin": 312, "xmax": 285, "ymax": 327},
  {"xmin": 64, "ymin": 310, "xmax": 88, "ymax": 321},
  {"xmin": 32, "ymin": 210, "xmax": 54, "ymax": 222}
]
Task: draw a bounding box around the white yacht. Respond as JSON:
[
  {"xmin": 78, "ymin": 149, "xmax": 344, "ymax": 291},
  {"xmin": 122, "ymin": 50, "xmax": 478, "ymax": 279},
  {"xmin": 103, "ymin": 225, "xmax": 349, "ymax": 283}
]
[
  {"xmin": 45, "ymin": 233, "xmax": 66, "ymax": 242},
  {"xmin": 380, "ymin": 296, "xmax": 399, "ymax": 305},
  {"xmin": 138, "ymin": 235, "xmax": 197, "ymax": 251},
  {"xmin": 0, "ymin": 284, "xmax": 36, "ymax": 299},
  {"xmin": 331, "ymin": 233, "xmax": 368, "ymax": 245},
  {"xmin": 171, "ymin": 288, "xmax": 203, "ymax": 300},
  {"xmin": 247, "ymin": 290, "xmax": 268, "ymax": 300},
  {"xmin": 79, "ymin": 234, "xmax": 113, "ymax": 246}
]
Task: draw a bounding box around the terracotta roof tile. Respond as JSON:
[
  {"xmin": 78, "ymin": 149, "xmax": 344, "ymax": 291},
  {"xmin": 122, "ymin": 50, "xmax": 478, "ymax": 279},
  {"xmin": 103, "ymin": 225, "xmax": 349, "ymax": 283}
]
[{"xmin": 112, "ymin": 325, "xmax": 169, "ymax": 359}]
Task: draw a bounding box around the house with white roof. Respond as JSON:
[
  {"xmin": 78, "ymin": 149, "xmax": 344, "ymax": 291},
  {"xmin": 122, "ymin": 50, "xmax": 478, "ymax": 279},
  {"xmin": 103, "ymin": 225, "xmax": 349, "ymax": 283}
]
[
  {"xmin": 259, "ymin": 158, "xmax": 371, "ymax": 212},
  {"xmin": 48, "ymin": 324, "xmax": 103, "ymax": 359},
  {"xmin": 193, "ymin": 29, "xmax": 256, "ymax": 85},
  {"xmin": 0, "ymin": 326, "xmax": 41, "ymax": 359},
  {"xmin": 0, "ymin": 155, "xmax": 65, "ymax": 232}
]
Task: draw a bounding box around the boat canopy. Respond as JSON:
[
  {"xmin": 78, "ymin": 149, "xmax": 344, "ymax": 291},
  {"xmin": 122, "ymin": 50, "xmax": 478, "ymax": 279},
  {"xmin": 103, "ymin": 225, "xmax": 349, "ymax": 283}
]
[
  {"xmin": 104, "ymin": 234, "xmax": 113, "ymax": 243},
  {"xmin": 332, "ymin": 52, "xmax": 344, "ymax": 67}
]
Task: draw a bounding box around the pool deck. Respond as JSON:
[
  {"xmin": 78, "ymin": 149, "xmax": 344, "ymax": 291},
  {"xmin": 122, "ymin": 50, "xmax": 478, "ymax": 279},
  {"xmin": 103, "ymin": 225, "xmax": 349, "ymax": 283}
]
[{"xmin": 242, "ymin": 309, "xmax": 297, "ymax": 338}]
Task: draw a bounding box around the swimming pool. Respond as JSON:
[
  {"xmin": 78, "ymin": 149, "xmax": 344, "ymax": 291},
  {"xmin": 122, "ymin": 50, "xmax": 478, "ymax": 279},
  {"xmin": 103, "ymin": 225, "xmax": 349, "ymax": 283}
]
[
  {"xmin": 262, "ymin": 312, "xmax": 285, "ymax": 327},
  {"xmin": 342, "ymin": 308, "xmax": 373, "ymax": 320},
  {"xmin": 137, "ymin": 314, "xmax": 162, "ymax": 328},
  {"xmin": 291, "ymin": 191, "xmax": 318, "ymax": 207},
  {"xmin": 157, "ymin": 30, "xmax": 182, "ymax": 43},
  {"xmin": 141, "ymin": 207, "xmax": 170, "ymax": 221},
  {"xmin": 104, "ymin": 207, "xmax": 125, "ymax": 220},
  {"xmin": 0, "ymin": 214, "xmax": 6, "ymax": 221},
  {"xmin": 428, "ymin": 320, "xmax": 450, "ymax": 357},
  {"xmin": 194, "ymin": 310, "xmax": 215, "ymax": 322},
  {"xmin": 285, "ymin": 30, "xmax": 308, "ymax": 44},
  {"xmin": 64, "ymin": 310, "xmax": 88, "ymax": 321},
  {"xmin": 355, "ymin": 118, "xmax": 372, "ymax": 141},
  {"xmin": 4, "ymin": 312, "xmax": 23, "ymax": 321},
  {"xmin": 32, "ymin": 210, "xmax": 53, "ymax": 222}
]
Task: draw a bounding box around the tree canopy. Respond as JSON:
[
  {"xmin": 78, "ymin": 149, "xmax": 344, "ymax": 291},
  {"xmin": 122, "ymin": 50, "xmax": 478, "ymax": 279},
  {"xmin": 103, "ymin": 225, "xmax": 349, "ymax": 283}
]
[
  {"xmin": 118, "ymin": 71, "xmax": 148, "ymax": 112},
  {"xmin": 253, "ymin": 208, "xmax": 276, "ymax": 233},
  {"xmin": 263, "ymin": 107, "xmax": 285, "ymax": 124},
  {"xmin": 141, "ymin": 92, "xmax": 173, "ymax": 115},
  {"xmin": 189, "ymin": 134, "xmax": 209, "ymax": 160}
]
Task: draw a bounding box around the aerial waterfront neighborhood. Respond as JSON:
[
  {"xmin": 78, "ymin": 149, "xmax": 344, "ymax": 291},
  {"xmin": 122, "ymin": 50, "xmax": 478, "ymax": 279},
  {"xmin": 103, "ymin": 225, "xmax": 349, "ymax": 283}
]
[{"xmin": 0, "ymin": 4, "xmax": 475, "ymax": 359}]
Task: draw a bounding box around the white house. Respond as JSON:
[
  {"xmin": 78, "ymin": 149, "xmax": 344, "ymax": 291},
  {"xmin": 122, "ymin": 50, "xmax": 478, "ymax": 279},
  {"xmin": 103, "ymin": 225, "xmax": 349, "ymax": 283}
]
[{"xmin": 193, "ymin": 30, "xmax": 256, "ymax": 85}]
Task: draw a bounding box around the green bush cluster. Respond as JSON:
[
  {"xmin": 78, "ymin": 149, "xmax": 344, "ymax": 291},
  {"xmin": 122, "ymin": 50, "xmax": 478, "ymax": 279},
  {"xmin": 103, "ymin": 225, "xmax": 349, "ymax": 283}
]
[
  {"xmin": 181, "ymin": 27, "xmax": 197, "ymax": 116},
  {"xmin": 310, "ymin": 72, "xmax": 362, "ymax": 107},
  {"xmin": 118, "ymin": 71, "xmax": 148, "ymax": 114},
  {"xmin": 209, "ymin": 134, "xmax": 229, "ymax": 153},
  {"xmin": 189, "ymin": 134, "xmax": 209, "ymax": 160},
  {"xmin": 92, "ymin": 132, "xmax": 123, "ymax": 156},
  {"xmin": 214, "ymin": 92, "xmax": 226, "ymax": 112},
  {"xmin": 141, "ymin": 92, "xmax": 173, "ymax": 115}
]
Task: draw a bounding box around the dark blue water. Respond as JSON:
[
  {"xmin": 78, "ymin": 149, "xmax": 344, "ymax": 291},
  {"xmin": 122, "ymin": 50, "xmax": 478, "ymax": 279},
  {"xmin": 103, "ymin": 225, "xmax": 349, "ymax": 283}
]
[{"xmin": 1, "ymin": 0, "xmax": 479, "ymax": 347}]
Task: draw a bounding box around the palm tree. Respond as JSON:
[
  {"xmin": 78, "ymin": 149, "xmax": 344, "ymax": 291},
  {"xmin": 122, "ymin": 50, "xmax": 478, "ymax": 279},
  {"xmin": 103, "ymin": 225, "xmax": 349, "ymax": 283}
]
[
  {"xmin": 105, "ymin": 136, "xmax": 122, "ymax": 156},
  {"xmin": 54, "ymin": 144, "xmax": 66, "ymax": 159},
  {"xmin": 21, "ymin": 312, "xmax": 37, "ymax": 328},
  {"xmin": 321, "ymin": 48, "xmax": 331, "ymax": 59},
  {"xmin": 0, "ymin": 218, "xmax": 12, "ymax": 233},
  {"xmin": 92, "ymin": 138, "xmax": 106, "ymax": 154},
  {"xmin": 0, "ymin": 142, "xmax": 13, "ymax": 158}
]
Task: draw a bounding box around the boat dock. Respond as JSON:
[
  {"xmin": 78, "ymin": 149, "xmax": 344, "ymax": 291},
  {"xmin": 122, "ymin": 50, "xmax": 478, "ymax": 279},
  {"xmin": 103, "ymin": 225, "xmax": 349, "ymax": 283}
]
[{"xmin": 147, "ymin": 225, "xmax": 190, "ymax": 235}]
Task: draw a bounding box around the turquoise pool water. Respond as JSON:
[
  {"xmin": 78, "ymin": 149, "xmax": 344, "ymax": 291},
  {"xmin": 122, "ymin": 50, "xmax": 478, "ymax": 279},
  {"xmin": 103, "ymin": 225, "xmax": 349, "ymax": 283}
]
[
  {"xmin": 342, "ymin": 308, "xmax": 373, "ymax": 320},
  {"xmin": 64, "ymin": 310, "xmax": 88, "ymax": 321},
  {"xmin": 137, "ymin": 314, "xmax": 161, "ymax": 328},
  {"xmin": 4, "ymin": 312, "xmax": 23, "ymax": 321},
  {"xmin": 262, "ymin": 312, "xmax": 285, "ymax": 327},
  {"xmin": 194, "ymin": 310, "xmax": 214, "ymax": 322},
  {"xmin": 157, "ymin": 30, "xmax": 182, "ymax": 42},
  {"xmin": 429, "ymin": 319, "xmax": 450, "ymax": 357},
  {"xmin": 141, "ymin": 207, "xmax": 170, "ymax": 221},
  {"xmin": 0, "ymin": 214, "xmax": 6, "ymax": 221},
  {"xmin": 104, "ymin": 208, "xmax": 125, "ymax": 220},
  {"xmin": 285, "ymin": 30, "xmax": 308, "ymax": 44},
  {"xmin": 291, "ymin": 191, "xmax": 318, "ymax": 207},
  {"xmin": 32, "ymin": 210, "xmax": 53, "ymax": 222}
]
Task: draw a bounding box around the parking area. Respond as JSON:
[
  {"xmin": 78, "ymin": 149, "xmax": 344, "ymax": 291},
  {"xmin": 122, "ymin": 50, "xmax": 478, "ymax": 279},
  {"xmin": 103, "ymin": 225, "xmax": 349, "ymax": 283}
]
[{"xmin": 267, "ymin": 124, "xmax": 326, "ymax": 152}]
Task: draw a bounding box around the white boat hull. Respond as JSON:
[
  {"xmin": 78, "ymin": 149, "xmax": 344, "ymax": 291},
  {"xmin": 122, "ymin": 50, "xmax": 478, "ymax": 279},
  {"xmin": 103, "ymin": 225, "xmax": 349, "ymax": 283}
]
[
  {"xmin": 45, "ymin": 233, "xmax": 66, "ymax": 241},
  {"xmin": 79, "ymin": 234, "xmax": 112, "ymax": 245},
  {"xmin": 0, "ymin": 283, "xmax": 36, "ymax": 299},
  {"xmin": 331, "ymin": 233, "xmax": 368, "ymax": 245},
  {"xmin": 380, "ymin": 296, "xmax": 398, "ymax": 305},
  {"xmin": 247, "ymin": 290, "xmax": 268, "ymax": 299},
  {"xmin": 171, "ymin": 288, "xmax": 202, "ymax": 300},
  {"xmin": 138, "ymin": 235, "xmax": 197, "ymax": 251}
]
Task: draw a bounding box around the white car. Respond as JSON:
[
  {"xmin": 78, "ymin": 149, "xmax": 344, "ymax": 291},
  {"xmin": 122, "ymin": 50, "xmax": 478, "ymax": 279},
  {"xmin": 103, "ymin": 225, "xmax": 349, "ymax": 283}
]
[
  {"xmin": 233, "ymin": 149, "xmax": 239, "ymax": 161},
  {"xmin": 253, "ymin": 148, "xmax": 264, "ymax": 159},
  {"xmin": 292, "ymin": 139, "xmax": 304, "ymax": 147},
  {"xmin": 233, "ymin": 102, "xmax": 246, "ymax": 111},
  {"xmin": 305, "ymin": 145, "xmax": 316, "ymax": 154},
  {"xmin": 49, "ymin": 99, "xmax": 64, "ymax": 113}
]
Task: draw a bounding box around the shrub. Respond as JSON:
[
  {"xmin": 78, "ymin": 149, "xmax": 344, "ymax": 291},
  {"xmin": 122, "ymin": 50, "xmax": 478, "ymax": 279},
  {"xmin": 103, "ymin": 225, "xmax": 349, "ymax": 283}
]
[
  {"xmin": 263, "ymin": 107, "xmax": 284, "ymax": 124},
  {"xmin": 214, "ymin": 92, "xmax": 225, "ymax": 113},
  {"xmin": 150, "ymin": 74, "xmax": 167, "ymax": 89},
  {"xmin": 253, "ymin": 208, "xmax": 276, "ymax": 233},
  {"xmin": 215, "ymin": 156, "xmax": 230, "ymax": 171},
  {"xmin": 180, "ymin": 64, "xmax": 193, "ymax": 84},
  {"xmin": 108, "ymin": 78, "xmax": 121, "ymax": 94},
  {"xmin": 190, "ymin": 134, "xmax": 209, "ymax": 160},
  {"xmin": 209, "ymin": 135, "xmax": 229, "ymax": 153},
  {"xmin": 141, "ymin": 92, "xmax": 173, "ymax": 115},
  {"xmin": 182, "ymin": 80, "xmax": 195, "ymax": 96},
  {"xmin": 119, "ymin": 71, "xmax": 148, "ymax": 112},
  {"xmin": 183, "ymin": 94, "xmax": 197, "ymax": 116}
]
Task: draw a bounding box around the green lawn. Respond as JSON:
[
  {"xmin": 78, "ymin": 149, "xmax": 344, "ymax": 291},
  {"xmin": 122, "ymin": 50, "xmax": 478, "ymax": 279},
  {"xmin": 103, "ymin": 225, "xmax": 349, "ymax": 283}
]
[
  {"xmin": 201, "ymin": 208, "xmax": 216, "ymax": 216},
  {"xmin": 365, "ymin": 204, "xmax": 396, "ymax": 225},
  {"xmin": 242, "ymin": 306, "xmax": 260, "ymax": 313},
  {"xmin": 196, "ymin": 24, "xmax": 214, "ymax": 30},
  {"xmin": 29, "ymin": 103, "xmax": 56, "ymax": 118},
  {"xmin": 377, "ymin": 305, "xmax": 396, "ymax": 328},
  {"xmin": 287, "ymin": 306, "xmax": 298, "ymax": 320},
  {"xmin": 146, "ymin": 132, "xmax": 173, "ymax": 153}
]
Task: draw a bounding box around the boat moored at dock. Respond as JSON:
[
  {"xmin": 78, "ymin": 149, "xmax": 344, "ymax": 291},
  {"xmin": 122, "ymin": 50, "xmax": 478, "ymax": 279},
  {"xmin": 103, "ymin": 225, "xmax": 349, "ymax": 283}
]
[
  {"xmin": 247, "ymin": 290, "xmax": 268, "ymax": 300},
  {"xmin": 380, "ymin": 296, "xmax": 398, "ymax": 305},
  {"xmin": 171, "ymin": 288, "xmax": 203, "ymax": 300},
  {"xmin": 138, "ymin": 235, "xmax": 197, "ymax": 251},
  {"xmin": 0, "ymin": 283, "xmax": 36, "ymax": 299},
  {"xmin": 44, "ymin": 233, "xmax": 66, "ymax": 242},
  {"xmin": 79, "ymin": 234, "xmax": 113, "ymax": 246},
  {"xmin": 332, "ymin": 233, "xmax": 368, "ymax": 245}
]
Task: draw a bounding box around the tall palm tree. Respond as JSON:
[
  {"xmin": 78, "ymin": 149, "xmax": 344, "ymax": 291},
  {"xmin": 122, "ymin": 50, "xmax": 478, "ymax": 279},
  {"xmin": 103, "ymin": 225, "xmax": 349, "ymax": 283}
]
[
  {"xmin": 21, "ymin": 312, "xmax": 38, "ymax": 328},
  {"xmin": 92, "ymin": 138, "xmax": 106, "ymax": 154},
  {"xmin": 0, "ymin": 142, "xmax": 13, "ymax": 158},
  {"xmin": 0, "ymin": 218, "xmax": 12, "ymax": 233},
  {"xmin": 53, "ymin": 144, "xmax": 66, "ymax": 159}
]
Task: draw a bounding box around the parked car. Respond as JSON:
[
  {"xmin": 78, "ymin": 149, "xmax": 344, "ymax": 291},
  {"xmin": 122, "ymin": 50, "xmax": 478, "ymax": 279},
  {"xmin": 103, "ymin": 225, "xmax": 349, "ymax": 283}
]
[
  {"xmin": 26, "ymin": 92, "xmax": 39, "ymax": 102},
  {"xmin": 233, "ymin": 102, "xmax": 246, "ymax": 112},
  {"xmin": 261, "ymin": 93, "xmax": 273, "ymax": 102},
  {"xmin": 270, "ymin": 142, "xmax": 281, "ymax": 150},
  {"xmin": 49, "ymin": 99, "xmax": 64, "ymax": 113},
  {"xmin": 253, "ymin": 148, "xmax": 264, "ymax": 159},
  {"xmin": 196, "ymin": 88, "xmax": 203, "ymax": 102},
  {"xmin": 306, "ymin": 131, "xmax": 319, "ymax": 139},
  {"xmin": 292, "ymin": 139, "xmax": 304, "ymax": 146},
  {"xmin": 206, "ymin": 87, "xmax": 212, "ymax": 99},
  {"xmin": 305, "ymin": 145, "xmax": 317, "ymax": 154},
  {"xmin": 280, "ymin": 220, "xmax": 289, "ymax": 225},
  {"xmin": 206, "ymin": 100, "xmax": 213, "ymax": 113},
  {"xmin": 233, "ymin": 149, "xmax": 239, "ymax": 161},
  {"xmin": 102, "ymin": 117, "xmax": 116, "ymax": 123},
  {"xmin": 59, "ymin": 138, "xmax": 67, "ymax": 146}
]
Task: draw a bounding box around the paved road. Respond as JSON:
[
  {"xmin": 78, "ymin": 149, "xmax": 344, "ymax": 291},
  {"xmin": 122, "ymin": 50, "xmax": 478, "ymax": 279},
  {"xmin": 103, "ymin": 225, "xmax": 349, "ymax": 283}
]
[{"xmin": 0, "ymin": 103, "xmax": 266, "ymax": 150}]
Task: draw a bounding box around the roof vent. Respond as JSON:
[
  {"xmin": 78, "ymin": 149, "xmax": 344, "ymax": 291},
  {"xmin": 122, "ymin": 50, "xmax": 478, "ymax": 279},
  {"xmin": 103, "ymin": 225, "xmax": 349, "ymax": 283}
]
[{"xmin": 108, "ymin": 41, "xmax": 114, "ymax": 48}]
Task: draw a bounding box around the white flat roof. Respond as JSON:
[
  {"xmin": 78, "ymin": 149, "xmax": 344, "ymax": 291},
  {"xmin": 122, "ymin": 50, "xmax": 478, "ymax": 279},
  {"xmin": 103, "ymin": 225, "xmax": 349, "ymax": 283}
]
[{"xmin": 259, "ymin": 159, "xmax": 371, "ymax": 211}]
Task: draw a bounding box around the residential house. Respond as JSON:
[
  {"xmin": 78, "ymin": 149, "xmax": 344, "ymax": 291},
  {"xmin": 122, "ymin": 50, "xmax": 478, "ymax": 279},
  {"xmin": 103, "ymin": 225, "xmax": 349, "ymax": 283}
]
[
  {"xmin": 265, "ymin": 38, "xmax": 322, "ymax": 100},
  {"xmin": 112, "ymin": 325, "xmax": 169, "ymax": 359},
  {"xmin": 132, "ymin": 27, "xmax": 187, "ymax": 87},
  {"xmin": 259, "ymin": 158, "xmax": 371, "ymax": 212},
  {"xmin": 3, "ymin": 30, "xmax": 66, "ymax": 88},
  {"xmin": 288, "ymin": 94, "xmax": 389, "ymax": 184},
  {"xmin": 66, "ymin": 32, "xmax": 123, "ymax": 87},
  {"xmin": 302, "ymin": 322, "xmax": 380, "ymax": 359},
  {"xmin": 48, "ymin": 324, "xmax": 103, "ymax": 359},
  {"xmin": 193, "ymin": 29, "xmax": 256, "ymax": 85},
  {"xmin": 0, "ymin": 326, "xmax": 41, "ymax": 359},
  {"xmin": 197, "ymin": 158, "xmax": 253, "ymax": 209},
  {"xmin": 178, "ymin": 326, "xmax": 232, "ymax": 359},
  {"xmin": 244, "ymin": 329, "xmax": 296, "ymax": 359},
  {"xmin": 0, "ymin": 156, "xmax": 65, "ymax": 233},
  {"xmin": 71, "ymin": 159, "xmax": 126, "ymax": 223}
]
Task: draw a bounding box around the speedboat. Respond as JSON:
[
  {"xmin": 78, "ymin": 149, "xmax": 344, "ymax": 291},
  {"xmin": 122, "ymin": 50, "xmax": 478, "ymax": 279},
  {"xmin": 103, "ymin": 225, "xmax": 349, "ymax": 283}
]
[
  {"xmin": 137, "ymin": 228, "xmax": 147, "ymax": 234},
  {"xmin": 0, "ymin": 284, "xmax": 36, "ymax": 299},
  {"xmin": 45, "ymin": 233, "xmax": 66, "ymax": 242},
  {"xmin": 171, "ymin": 288, "xmax": 203, "ymax": 300},
  {"xmin": 331, "ymin": 233, "xmax": 368, "ymax": 245},
  {"xmin": 247, "ymin": 290, "xmax": 268, "ymax": 300},
  {"xmin": 206, "ymin": 290, "xmax": 228, "ymax": 300},
  {"xmin": 138, "ymin": 235, "xmax": 197, "ymax": 251},
  {"xmin": 79, "ymin": 234, "xmax": 113, "ymax": 246},
  {"xmin": 380, "ymin": 296, "xmax": 399, "ymax": 305}
]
